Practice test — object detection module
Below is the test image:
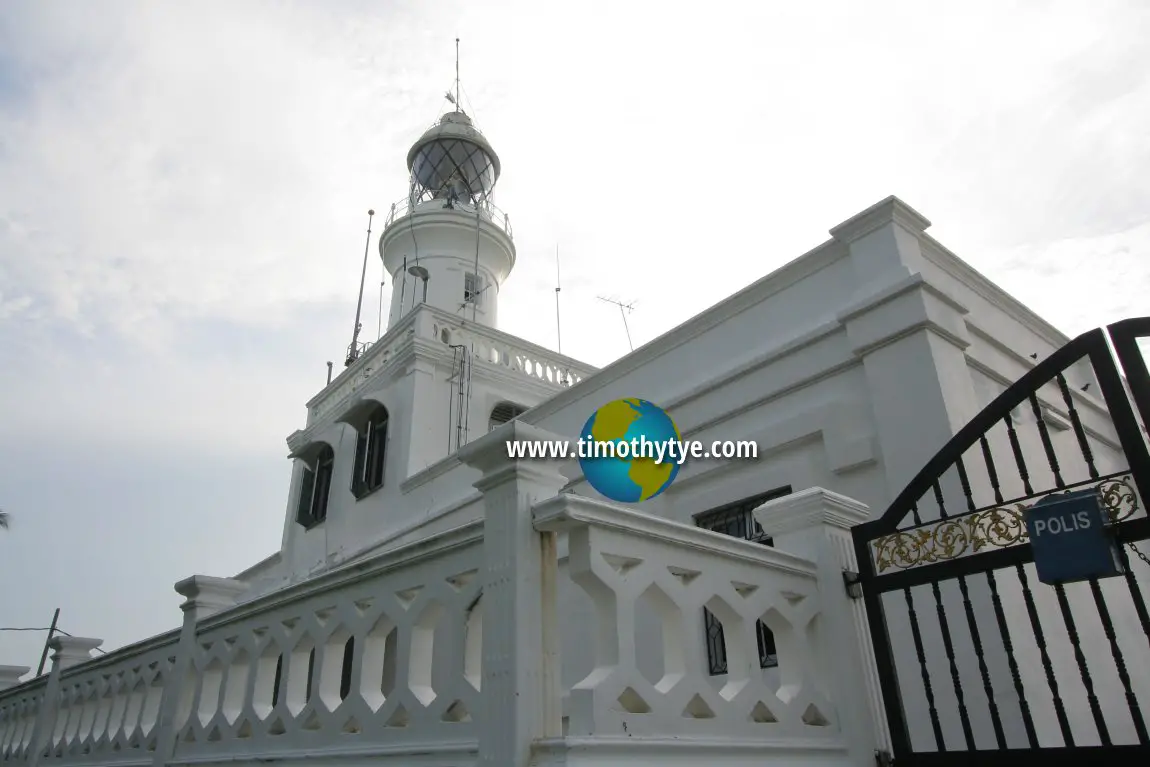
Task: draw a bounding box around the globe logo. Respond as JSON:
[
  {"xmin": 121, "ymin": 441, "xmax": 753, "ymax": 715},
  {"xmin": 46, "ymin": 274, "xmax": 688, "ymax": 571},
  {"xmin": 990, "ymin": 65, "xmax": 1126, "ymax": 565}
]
[{"xmin": 578, "ymin": 398, "xmax": 682, "ymax": 503}]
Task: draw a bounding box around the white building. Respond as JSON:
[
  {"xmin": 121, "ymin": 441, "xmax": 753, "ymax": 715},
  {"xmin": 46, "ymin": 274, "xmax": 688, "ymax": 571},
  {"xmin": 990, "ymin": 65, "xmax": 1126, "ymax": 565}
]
[{"xmin": 1, "ymin": 92, "xmax": 1147, "ymax": 767}]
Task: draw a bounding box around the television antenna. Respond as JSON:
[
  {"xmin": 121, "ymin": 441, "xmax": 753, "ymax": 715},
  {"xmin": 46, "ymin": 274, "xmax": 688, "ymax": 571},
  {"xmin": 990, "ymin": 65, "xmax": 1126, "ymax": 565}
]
[{"xmin": 598, "ymin": 296, "xmax": 636, "ymax": 352}]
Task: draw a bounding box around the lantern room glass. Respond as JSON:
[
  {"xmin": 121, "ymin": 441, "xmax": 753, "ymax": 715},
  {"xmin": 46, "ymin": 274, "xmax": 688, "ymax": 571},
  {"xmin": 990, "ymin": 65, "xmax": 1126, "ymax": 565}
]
[{"xmin": 410, "ymin": 138, "xmax": 497, "ymax": 206}]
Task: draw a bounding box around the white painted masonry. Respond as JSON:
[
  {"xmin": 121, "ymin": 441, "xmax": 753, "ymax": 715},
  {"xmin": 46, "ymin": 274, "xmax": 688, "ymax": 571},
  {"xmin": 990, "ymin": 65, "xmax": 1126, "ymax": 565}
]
[{"xmin": 2, "ymin": 101, "xmax": 1144, "ymax": 767}]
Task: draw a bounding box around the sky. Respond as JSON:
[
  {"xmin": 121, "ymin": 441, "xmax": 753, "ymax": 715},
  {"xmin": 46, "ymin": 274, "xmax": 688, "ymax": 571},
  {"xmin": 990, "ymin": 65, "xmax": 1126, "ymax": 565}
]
[{"xmin": 1, "ymin": 0, "xmax": 1148, "ymax": 670}]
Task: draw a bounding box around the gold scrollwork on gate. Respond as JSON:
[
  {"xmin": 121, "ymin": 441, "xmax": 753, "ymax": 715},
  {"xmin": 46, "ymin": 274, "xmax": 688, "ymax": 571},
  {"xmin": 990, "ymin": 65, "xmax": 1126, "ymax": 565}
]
[
  {"xmin": 1100, "ymin": 477, "xmax": 1138, "ymax": 522},
  {"xmin": 871, "ymin": 475, "xmax": 1140, "ymax": 573}
]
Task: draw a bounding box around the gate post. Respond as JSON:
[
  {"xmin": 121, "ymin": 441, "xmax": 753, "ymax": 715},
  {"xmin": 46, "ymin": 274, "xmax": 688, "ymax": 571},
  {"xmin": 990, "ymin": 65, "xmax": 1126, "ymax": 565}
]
[{"xmin": 755, "ymin": 487, "xmax": 892, "ymax": 766}]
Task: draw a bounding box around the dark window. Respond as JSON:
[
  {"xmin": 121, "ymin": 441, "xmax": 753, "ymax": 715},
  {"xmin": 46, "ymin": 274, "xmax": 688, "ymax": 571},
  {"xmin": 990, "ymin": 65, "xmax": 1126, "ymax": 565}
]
[
  {"xmin": 695, "ymin": 486, "xmax": 791, "ymax": 675},
  {"xmin": 296, "ymin": 445, "xmax": 334, "ymax": 528},
  {"xmin": 464, "ymin": 272, "xmax": 481, "ymax": 305},
  {"xmin": 352, "ymin": 406, "xmax": 388, "ymax": 498},
  {"xmin": 489, "ymin": 401, "xmax": 528, "ymax": 432}
]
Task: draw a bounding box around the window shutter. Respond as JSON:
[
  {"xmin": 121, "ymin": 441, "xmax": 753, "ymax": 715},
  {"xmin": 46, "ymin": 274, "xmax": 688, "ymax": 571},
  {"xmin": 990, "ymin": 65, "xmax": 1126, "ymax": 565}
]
[
  {"xmin": 353, "ymin": 427, "xmax": 369, "ymax": 495},
  {"xmin": 368, "ymin": 416, "xmax": 387, "ymax": 489},
  {"xmin": 296, "ymin": 467, "xmax": 316, "ymax": 526},
  {"xmin": 312, "ymin": 448, "xmax": 334, "ymax": 523}
]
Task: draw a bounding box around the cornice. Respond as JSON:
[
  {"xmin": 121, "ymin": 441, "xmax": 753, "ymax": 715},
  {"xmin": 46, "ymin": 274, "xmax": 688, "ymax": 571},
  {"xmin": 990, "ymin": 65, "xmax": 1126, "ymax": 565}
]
[
  {"xmin": 828, "ymin": 194, "xmax": 932, "ymax": 245},
  {"xmin": 963, "ymin": 354, "xmax": 1119, "ymax": 450},
  {"xmin": 962, "ymin": 322, "xmax": 1110, "ymax": 420},
  {"xmin": 849, "ymin": 316, "xmax": 971, "ymax": 358},
  {"xmin": 305, "ymin": 314, "xmax": 419, "ymax": 410},
  {"xmin": 918, "ymin": 236, "xmax": 1071, "ymax": 349},
  {"xmin": 836, "ymin": 271, "xmax": 968, "ymax": 325}
]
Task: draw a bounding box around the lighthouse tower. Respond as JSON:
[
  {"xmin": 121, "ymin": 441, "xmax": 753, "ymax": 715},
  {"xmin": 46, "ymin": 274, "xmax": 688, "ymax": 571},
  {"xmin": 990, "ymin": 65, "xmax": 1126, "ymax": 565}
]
[{"xmin": 380, "ymin": 108, "xmax": 515, "ymax": 330}]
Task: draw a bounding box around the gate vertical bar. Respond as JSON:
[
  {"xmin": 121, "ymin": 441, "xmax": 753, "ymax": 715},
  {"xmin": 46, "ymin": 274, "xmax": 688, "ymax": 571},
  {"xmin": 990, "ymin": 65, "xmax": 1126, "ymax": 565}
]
[
  {"xmin": 1087, "ymin": 579, "xmax": 1148, "ymax": 743},
  {"xmin": 954, "ymin": 457, "xmax": 1007, "ymax": 749},
  {"xmin": 1052, "ymin": 583, "xmax": 1109, "ymax": 744},
  {"xmin": 929, "ymin": 481, "xmax": 976, "ymax": 750}
]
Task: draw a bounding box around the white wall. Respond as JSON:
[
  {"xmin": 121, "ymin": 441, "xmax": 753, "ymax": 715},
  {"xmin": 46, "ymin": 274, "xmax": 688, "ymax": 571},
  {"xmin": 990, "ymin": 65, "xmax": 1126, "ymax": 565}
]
[{"xmin": 382, "ymin": 202, "xmax": 513, "ymax": 330}]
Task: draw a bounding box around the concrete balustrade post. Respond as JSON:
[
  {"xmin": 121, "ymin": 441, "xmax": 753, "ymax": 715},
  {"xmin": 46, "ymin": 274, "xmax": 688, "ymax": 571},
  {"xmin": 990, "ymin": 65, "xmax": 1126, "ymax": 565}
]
[
  {"xmin": 0, "ymin": 665, "xmax": 29, "ymax": 691},
  {"xmin": 754, "ymin": 487, "xmax": 892, "ymax": 767},
  {"xmin": 27, "ymin": 636, "xmax": 103, "ymax": 767},
  {"xmin": 457, "ymin": 420, "xmax": 570, "ymax": 767},
  {"xmin": 151, "ymin": 575, "xmax": 247, "ymax": 767}
]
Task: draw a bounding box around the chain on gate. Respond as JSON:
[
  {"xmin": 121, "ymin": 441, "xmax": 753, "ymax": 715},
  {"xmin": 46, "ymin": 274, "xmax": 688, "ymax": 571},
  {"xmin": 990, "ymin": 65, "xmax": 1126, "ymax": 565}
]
[{"xmin": 1127, "ymin": 541, "xmax": 1150, "ymax": 568}]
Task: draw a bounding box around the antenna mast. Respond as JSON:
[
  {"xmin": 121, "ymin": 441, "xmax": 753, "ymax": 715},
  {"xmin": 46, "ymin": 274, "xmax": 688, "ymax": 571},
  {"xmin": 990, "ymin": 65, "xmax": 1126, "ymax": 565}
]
[
  {"xmin": 346, "ymin": 209, "xmax": 375, "ymax": 367},
  {"xmin": 455, "ymin": 37, "xmax": 461, "ymax": 109},
  {"xmin": 597, "ymin": 296, "xmax": 636, "ymax": 352},
  {"xmin": 555, "ymin": 245, "xmax": 563, "ymax": 354}
]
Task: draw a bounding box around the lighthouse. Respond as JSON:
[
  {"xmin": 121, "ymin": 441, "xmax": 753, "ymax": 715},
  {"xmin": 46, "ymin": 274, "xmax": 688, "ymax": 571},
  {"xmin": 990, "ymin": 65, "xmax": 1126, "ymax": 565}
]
[{"xmin": 380, "ymin": 107, "xmax": 515, "ymax": 330}]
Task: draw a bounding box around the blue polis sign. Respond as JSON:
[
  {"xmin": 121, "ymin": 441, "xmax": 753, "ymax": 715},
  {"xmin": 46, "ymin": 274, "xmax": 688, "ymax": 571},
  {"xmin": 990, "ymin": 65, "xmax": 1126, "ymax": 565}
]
[{"xmin": 1025, "ymin": 488, "xmax": 1125, "ymax": 586}]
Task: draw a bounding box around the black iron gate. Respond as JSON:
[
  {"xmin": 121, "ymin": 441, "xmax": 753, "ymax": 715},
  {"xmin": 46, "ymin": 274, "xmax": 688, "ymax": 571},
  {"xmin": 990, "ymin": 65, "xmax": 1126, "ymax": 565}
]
[{"xmin": 852, "ymin": 318, "xmax": 1150, "ymax": 765}]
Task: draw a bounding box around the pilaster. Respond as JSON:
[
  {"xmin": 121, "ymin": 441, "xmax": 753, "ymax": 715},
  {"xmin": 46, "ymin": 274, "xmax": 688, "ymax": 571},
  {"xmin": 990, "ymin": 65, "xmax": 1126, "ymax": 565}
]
[
  {"xmin": 405, "ymin": 350, "xmax": 447, "ymax": 477},
  {"xmin": 832, "ymin": 197, "xmax": 980, "ymax": 502},
  {"xmin": 457, "ymin": 420, "xmax": 569, "ymax": 767}
]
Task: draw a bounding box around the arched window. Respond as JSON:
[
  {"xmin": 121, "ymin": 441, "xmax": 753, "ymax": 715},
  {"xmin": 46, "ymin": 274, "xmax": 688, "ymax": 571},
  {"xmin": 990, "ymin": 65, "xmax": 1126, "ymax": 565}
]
[
  {"xmin": 352, "ymin": 405, "xmax": 388, "ymax": 498},
  {"xmin": 296, "ymin": 445, "xmax": 334, "ymax": 528},
  {"xmin": 489, "ymin": 401, "xmax": 528, "ymax": 432}
]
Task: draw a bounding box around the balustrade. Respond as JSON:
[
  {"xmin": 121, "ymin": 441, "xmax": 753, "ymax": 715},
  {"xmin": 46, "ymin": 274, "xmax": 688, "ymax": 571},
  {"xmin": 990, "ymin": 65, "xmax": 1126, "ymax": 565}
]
[
  {"xmin": 0, "ymin": 474, "xmax": 881, "ymax": 766},
  {"xmin": 170, "ymin": 528, "xmax": 484, "ymax": 759},
  {"xmin": 533, "ymin": 494, "xmax": 838, "ymax": 740},
  {"xmin": 0, "ymin": 677, "xmax": 47, "ymax": 761},
  {"xmin": 41, "ymin": 637, "xmax": 174, "ymax": 762},
  {"xmin": 0, "ymin": 526, "xmax": 485, "ymax": 765},
  {"xmin": 443, "ymin": 323, "xmax": 588, "ymax": 389}
]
